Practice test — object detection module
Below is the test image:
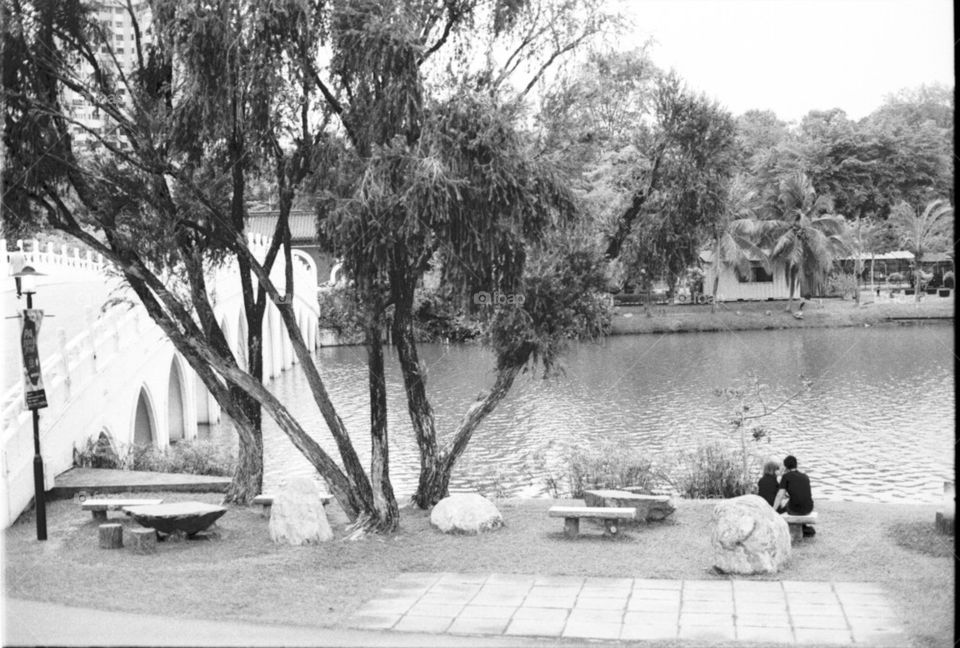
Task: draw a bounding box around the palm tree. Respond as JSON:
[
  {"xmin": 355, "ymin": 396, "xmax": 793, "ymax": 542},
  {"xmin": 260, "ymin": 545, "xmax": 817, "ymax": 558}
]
[
  {"xmin": 845, "ymin": 216, "xmax": 883, "ymax": 305},
  {"xmin": 706, "ymin": 175, "xmax": 768, "ymax": 312},
  {"xmin": 890, "ymin": 199, "xmax": 954, "ymax": 302},
  {"xmin": 757, "ymin": 173, "xmax": 848, "ymax": 312}
]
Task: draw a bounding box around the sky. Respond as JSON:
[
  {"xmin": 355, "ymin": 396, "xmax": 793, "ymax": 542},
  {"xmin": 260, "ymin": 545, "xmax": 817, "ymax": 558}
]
[{"xmin": 613, "ymin": 0, "xmax": 954, "ymax": 122}]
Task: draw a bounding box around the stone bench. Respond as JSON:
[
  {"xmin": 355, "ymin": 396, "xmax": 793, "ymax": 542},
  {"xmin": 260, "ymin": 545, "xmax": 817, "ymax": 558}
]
[
  {"xmin": 781, "ymin": 511, "xmax": 818, "ymax": 542},
  {"xmin": 81, "ymin": 498, "xmax": 164, "ymax": 521},
  {"xmin": 548, "ymin": 506, "xmax": 636, "ymax": 538},
  {"xmin": 584, "ymin": 489, "xmax": 675, "ymax": 522},
  {"xmin": 124, "ymin": 502, "xmax": 227, "ymax": 537},
  {"xmin": 253, "ymin": 493, "xmax": 332, "ymax": 517}
]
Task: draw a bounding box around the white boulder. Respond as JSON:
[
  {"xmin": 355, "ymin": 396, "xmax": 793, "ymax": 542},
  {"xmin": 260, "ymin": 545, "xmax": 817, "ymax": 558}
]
[
  {"xmin": 711, "ymin": 494, "xmax": 791, "ymax": 574},
  {"xmin": 430, "ymin": 493, "xmax": 503, "ymax": 535},
  {"xmin": 269, "ymin": 477, "xmax": 333, "ymax": 545}
]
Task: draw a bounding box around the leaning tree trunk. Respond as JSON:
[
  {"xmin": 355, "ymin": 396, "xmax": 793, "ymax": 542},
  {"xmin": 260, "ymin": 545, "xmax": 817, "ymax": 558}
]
[
  {"xmin": 785, "ymin": 267, "xmax": 798, "ymax": 312},
  {"xmin": 224, "ymin": 385, "xmax": 264, "ymax": 503},
  {"xmin": 413, "ymin": 353, "xmax": 530, "ymax": 507}
]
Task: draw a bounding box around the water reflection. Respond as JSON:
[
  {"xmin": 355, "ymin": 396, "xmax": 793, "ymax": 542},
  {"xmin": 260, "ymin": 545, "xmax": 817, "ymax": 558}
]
[{"xmin": 205, "ymin": 325, "xmax": 954, "ymax": 504}]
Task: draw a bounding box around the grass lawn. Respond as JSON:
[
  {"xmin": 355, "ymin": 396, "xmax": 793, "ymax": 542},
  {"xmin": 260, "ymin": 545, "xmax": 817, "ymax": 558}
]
[{"xmin": 3, "ymin": 493, "xmax": 954, "ymax": 647}]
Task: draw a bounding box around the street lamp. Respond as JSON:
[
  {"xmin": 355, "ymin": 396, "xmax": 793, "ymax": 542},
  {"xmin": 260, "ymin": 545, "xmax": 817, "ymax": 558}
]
[{"xmin": 12, "ymin": 264, "xmax": 48, "ymax": 541}]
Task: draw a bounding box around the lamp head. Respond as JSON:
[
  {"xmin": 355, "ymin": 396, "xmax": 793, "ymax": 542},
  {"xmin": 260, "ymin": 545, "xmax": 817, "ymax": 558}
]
[{"xmin": 12, "ymin": 265, "xmax": 45, "ymax": 298}]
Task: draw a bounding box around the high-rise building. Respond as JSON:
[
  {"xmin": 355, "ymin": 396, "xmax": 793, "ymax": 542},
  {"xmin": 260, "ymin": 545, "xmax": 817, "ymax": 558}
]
[{"xmin": 63, "ymin": 1, "xmax": 153, "ymax": 150}]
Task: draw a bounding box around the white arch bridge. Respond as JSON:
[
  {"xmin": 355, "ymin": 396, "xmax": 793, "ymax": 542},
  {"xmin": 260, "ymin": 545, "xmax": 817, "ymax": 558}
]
[{"xmin": 1, "ymin": 236, "xmax": 320, "ymax": 527}]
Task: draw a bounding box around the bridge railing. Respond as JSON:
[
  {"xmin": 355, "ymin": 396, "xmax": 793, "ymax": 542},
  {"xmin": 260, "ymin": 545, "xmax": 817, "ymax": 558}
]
[
  {"xmin": 0, "ymin": 300, "xmax": 154, "ymax": 526},
  {"xmin": 1, "ymin": 238, "xmax": 106, "ymax": 277}
]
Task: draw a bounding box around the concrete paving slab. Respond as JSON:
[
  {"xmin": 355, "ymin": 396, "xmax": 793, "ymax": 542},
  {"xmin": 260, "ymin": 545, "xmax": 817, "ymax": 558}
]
[
  {"xmin": 620, "ymin": 622, "xmax": 679, "ymax": 641},
  {"xmin": 733, "ymin": 581, "xmax": 786, "ymax": 594},
  {"xmin": 51, "ymin": 467, "xmax": 230, "ymax": 498},
  {"xmin": 790, "ymin": 614, "xmax": 849, "ymax": 629},
  {"xmin": 633, "ymin": 578, "xmax": 682, "ymax": 589},
  {"xmin": 407, "ymin": 602, "xmax": 464, "ymax": 618},
  {"xmin": 627, "ymin": 596, "xmax": 682, "ymax": 612},
  {"xmin": 737, "ymin": 601, "xmax": 789, "ymax": 614},
  {"xmin": 736, "ymin": 624, "xmax": 795, "ymax": 643},
  {"xmin": 631, "ymin": 586, "xmax": 682, "ymax": 601},
  {"xmin": 458, "ymin": 605, "xmax": 517, "ymax": 620},
  {"xmin": 680, "ymin": 612, "xmax": 735, "ymax": 626},
  {"xmin": 832, "ymin": 582, "xmax": 885, "ymax": 595},
  {"xmin": 448, "ymin": 616, "xmax": 510, "ymax": 635},
  {"xmin": 782, "ymin": 580, "xmax": 834, "ymax": 593},
  {"xmin": 585, "ymin": 576, "xmax": 634, "ymax": 589},
  {"xmin": 355, "ymin": 598, "xmax": 418, "ymax": 616},
  {"xmin": 679, "ymin": 624, "xmax": 736, "ymax": 641},
  {"xmin": 735, "ymin": 613, "xmax": 792, "ymax": 628},
  {"xmin": 683, "ymin": 598, "xmax": 735, "ymax": 613},
  {"xmin": 793, "ymin": 627, "xmax": 854, "ymax": 644},
  {"xmin": 532, "ymin": 575, "xmax": 583, "ymax": 587},
  {"xmin": 486, "ymin": 573, "xmax": 535, "ymax": 586},
  {"xmin": 566, "ymin": 608, "xmax": 624, "ymax": 625},
  {"xmin": 511, "ymin": 607, "xmax": 568, "ymax": 623},
  {"xmin": 623, "ymin": 610, "xmax": 680, "ymax": 625},
  {"xmin": 436, "ymin": 573, "xmax": 488, "ymax": 585},
  {"xmin": 575, "ymin": 595, "xmax": 628, "ymax": 610},
  {"xmin": 392, "ymin": 615, "xmax": 454, "ymax": 633},
  {"xmin": 789, "ymin": 604, "xmax": 846, "ymax": 618},
  {"xmin": 349, "ymin": 614, "xmax": 401, "ymax": 630},
  {"xmin": 470, "ymin": 593, "xmax": 526, "ymax": 607},
  {"xmin": 521, "ymin": 594, "xmax": 576, "ymax": 608},
  {"xmin": 504, "ymin": 617, "xmax": 565, "ymax": 637},
  {"xmin": 562, "ymin": 620, "xmax": 621, "ymax": 639}
]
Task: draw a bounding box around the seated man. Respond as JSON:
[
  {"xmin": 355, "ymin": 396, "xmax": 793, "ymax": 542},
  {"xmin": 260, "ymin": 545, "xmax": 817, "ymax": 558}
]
[
  {"xmin": 773, "ymin": 455, "xmax": 815, "ymax": 536},
  {"xmin": 757, "ymin": 459, "xmax": 781, "ymax": 507}
]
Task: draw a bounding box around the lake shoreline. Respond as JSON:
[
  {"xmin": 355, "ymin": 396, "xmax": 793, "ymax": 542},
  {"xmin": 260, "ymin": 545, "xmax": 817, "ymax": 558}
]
[{"xmin": 609, "ymin": 296, "xmax": 954, "ymax": 335}]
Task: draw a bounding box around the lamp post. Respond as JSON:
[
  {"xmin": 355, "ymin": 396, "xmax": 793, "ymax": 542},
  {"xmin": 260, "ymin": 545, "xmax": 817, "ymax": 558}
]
[{"xmin": 13, "ymin": 264, "xmax": 48, "ymax": 541}]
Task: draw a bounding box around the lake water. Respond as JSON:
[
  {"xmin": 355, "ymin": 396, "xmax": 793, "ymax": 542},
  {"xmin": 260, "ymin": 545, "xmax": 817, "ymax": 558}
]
[{"xmin": 209, "ymin": 325, "xmax": 954, "ymax": 505}]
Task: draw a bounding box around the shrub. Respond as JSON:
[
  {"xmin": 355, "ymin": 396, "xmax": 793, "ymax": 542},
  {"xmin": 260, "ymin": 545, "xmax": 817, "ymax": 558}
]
[
  {"xmin": 556, "ymin": 439, "xmax": 658, "ymax": 499},
  {"xmin": 674, "ymin": 441, "xmax": 757, "ymax": 499},
  {"xmin": 73, "ymin": 438, "xmax": 236, "ymax": 477}
]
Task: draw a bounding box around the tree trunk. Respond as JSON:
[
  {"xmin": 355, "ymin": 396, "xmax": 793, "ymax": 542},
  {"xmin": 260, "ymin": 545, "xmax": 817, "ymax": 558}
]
[
  {"xmin": 389, "ymin": 276, "xmax": 443, "ymax": 509},
  {"xmin": 223, "ymin": 385, "xmax": 263, "ymax": 503},
  {"xmin": 785, "ymin": 268, "xmax": 797, "ymax": 311},
  {"xmin": 365, "ymin": 317, "xmax": 399, "ymax": 532},
  {"xmin": 413, "ymin": 354, "xmax": 529, "ymax": 507}
]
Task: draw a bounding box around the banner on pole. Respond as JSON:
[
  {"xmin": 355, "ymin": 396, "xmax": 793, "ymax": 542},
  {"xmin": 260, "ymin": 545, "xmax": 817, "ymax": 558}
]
[{"xmin": 20, "ymin": 309, "xmax": 48, "ymax": 410}]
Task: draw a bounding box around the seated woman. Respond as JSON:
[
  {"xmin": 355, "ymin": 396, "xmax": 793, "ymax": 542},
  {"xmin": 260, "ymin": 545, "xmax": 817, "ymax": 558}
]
[{"xmin": 757, "ymin": 460, "xmax": 780, "ymax": 507}]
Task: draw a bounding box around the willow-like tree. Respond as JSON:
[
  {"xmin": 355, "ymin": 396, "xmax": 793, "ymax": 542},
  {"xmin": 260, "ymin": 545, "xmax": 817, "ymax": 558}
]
[
  {"xmin": 1, "ymin": 0, "xmax": 404, "ymax": 530},
  {"xmin": 313, "ymin": 1, "xmax": 614, "ymax": 508}
]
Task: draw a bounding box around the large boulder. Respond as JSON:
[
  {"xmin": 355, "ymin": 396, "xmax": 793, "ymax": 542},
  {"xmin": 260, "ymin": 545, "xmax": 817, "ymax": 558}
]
[
  {"xmin": 430, "ymin": 493, "xmax": 503, "ymax": 535},
  {"xmin": 269, "ymin": 477, "xmax": 333, "ymax": 545},
  {"xmin": 711, "ymin": 494, "xmax": 791, "ymax": 574}
]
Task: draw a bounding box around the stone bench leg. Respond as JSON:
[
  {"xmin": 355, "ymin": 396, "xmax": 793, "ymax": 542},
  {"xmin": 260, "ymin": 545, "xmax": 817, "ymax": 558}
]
[
  {"xmin": 563, "ymin": 518, "xmax": 579, "ymax": 538},
  {"xmin": 260, "ymin": 504, "xmax": 272, "ymax": 518},
  {"xmin": 129, "ymin": 527, "xmax": 158, "ymax": 554},
  {"xmin": 99, "ymin": 523, "xmax": 123, "ymax": 549},
  {"xmin": 788, "ymin": 523, "xmax": 803, "ymax": 542},
  {"xmin": 603, "ymin": 519, "xmax": 620, "ymax": 536},
  {"xmin": 92, "ymin": 510, "xmax": 107, "ymax": 521}
]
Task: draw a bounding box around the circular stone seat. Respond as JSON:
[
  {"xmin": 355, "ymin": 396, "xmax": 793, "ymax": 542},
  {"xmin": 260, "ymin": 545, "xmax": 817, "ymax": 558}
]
[{"xmin": 124, "ymin": 502, "xmax": 227, "ymax": 536}]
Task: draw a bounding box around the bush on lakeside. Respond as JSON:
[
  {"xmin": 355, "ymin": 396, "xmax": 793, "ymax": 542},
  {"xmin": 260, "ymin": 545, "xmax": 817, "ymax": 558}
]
[
  {"xmin": 74, "ymin": 436, "xmax": 236, "ymax": 477},
  {"xmin": 543, "ymin": 439, "xmax": 659, "ymax": 499},
  {"xmin": 672, "ymin": 440, "xmax": 758, "ymax": 499}
]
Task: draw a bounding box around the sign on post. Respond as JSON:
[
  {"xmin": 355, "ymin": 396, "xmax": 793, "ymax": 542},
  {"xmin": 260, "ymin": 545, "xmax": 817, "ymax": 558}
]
[{"xmin": 20, "ymin": 309, "xmax": 48, "ymax": 410}]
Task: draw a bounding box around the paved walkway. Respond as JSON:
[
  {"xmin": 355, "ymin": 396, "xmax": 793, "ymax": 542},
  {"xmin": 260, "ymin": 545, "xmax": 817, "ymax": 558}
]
[
  {"xmin": 349, "ymin": 573, "xmax": 907, "ymax": 645},
  {"xmin": 50, "ymin": 467, "xmax": 230, "ymax": 499}
]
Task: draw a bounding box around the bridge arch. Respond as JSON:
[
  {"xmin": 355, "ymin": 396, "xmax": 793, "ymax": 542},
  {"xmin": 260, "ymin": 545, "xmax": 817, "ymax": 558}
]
[
  {"xmin": 167, "ymin": 356, "xmax": 189, "ymax": 444},
  {"xmin": 131, "ymin": 384, "xmax": 158, "ymax": 447}
]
